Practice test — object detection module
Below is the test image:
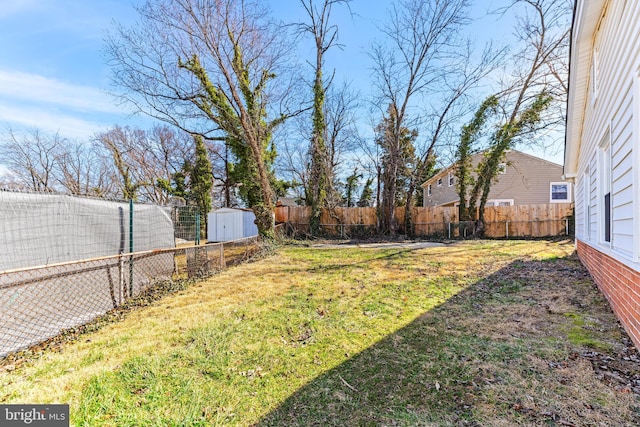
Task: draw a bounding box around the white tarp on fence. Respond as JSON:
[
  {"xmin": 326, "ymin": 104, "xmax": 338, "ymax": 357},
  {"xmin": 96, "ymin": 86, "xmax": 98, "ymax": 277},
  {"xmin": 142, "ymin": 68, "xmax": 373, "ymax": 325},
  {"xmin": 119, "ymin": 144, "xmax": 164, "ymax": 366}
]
[{"xmin": 0, "ymin": 191, "xmax": 174, "ymax": 271}]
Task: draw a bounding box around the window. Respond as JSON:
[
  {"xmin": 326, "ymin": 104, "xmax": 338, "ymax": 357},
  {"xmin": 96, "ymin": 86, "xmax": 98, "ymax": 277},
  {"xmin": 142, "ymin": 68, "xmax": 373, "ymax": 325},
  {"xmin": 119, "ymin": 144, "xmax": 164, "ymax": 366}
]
[
  {"xmin": 498, "ymin": 163, "xmax": 507, "ymax": 174},
  {"xmin": 427, "ymin": 184, "xmax": 432, "ymax": 196},
  {"xmin": 486, "ymin": 199, "xmax": 513, "ymax": 207},
  {"xmin": 599, "ymin": 130, "xmax": 611, "ymax": 244},
  {"xmin": 448, "ymin": 172, "xmax": 454, "ymax": 186},
  {"xmin": 550, "ymin": 182, "xmax": 571, "ymax": 203},
  {"xmin": 437, "ymin": 178, "xmax": 443, "ymax": 187}
]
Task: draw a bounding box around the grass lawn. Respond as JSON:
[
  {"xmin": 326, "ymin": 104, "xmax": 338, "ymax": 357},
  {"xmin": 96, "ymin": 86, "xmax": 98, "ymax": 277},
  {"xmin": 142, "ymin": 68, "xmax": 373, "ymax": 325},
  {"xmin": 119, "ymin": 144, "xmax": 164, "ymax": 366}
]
[{"xmin": 1, "ymin": 239, "xmax": 638, "ymax": 426}]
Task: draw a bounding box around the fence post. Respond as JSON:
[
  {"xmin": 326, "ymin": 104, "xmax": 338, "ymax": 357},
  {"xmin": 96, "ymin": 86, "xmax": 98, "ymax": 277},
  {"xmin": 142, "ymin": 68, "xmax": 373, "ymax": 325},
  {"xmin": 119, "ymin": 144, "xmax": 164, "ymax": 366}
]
[
  {"xmin": 118, "ymin": 206, "xmax": 125, "ymax": 304},
  {"xmin": 219, "ymin": 243, "xmax": 226, "ymax": 269},
  {"xmin": 195, "ymin": 212, "xmax": 201, "ymax": 245},
  {"xmin": 129, "ymin": 199, "xmax": 134, "ymax": 297},
  {"xmin": 506, "ymin": 221, "xmax": 509, "ymax": 238},
  {"xmin": 565, "ymin": 218, "xmax": 569, "ymax": 236},
  {"xmin": 448, "ymin": 222, "xmax": 451, "ymax": 239},
  {"xmin": 117, "ymin": 254, "xmax": 124, "ymax": 304}
]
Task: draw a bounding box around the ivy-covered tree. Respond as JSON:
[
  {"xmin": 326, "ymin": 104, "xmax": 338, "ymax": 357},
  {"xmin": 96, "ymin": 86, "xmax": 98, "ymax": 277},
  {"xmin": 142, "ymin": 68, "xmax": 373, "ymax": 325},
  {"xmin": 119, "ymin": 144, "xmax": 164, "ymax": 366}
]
[
  {"xmin": 343, "ymin": 168, "xmax": 361, "ymax": 207},
  {"xmin": 357, "ymin": 178, "xmax": 374, "ymax": 207},
  {"xmin": 107, "ymin": 0, "xmax": 294, "ymax": 238},
  {"xmin": 297, "ymin": 0, "xmax": 351, "ymax": 235},
  {"xmin": 470, "ymin": 92, "xmax": 552, "ymax": 234},
  {"xmin": 455, "ymin": 95, "xmax": 499, "ymax": 221}
]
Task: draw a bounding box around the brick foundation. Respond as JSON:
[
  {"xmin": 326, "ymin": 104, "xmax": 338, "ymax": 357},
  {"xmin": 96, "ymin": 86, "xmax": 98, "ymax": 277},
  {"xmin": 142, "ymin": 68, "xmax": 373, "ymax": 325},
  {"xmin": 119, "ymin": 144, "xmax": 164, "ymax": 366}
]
[{"xmin": 577, "ymin": 240, "xmax": 640, "ymax": 349}]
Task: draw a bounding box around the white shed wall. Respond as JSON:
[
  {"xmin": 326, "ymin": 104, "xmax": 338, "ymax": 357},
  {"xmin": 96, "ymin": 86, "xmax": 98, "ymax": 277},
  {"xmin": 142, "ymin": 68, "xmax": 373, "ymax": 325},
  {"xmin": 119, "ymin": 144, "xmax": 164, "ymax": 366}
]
[
  {"xmin": 242, "ymin": 211, "xmax": 259, "ymax": 238},
  {"xmin": 208, "ymin": 208, "xmax": 258, "ymax": 242}
]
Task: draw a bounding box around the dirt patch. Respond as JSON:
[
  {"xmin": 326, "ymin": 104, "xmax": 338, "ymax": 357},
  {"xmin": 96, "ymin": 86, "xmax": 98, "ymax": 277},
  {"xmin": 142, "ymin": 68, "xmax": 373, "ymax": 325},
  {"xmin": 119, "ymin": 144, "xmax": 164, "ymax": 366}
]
[{"xmin": 444, "ymin": 253, "xmax": 640, "ymax": 425}]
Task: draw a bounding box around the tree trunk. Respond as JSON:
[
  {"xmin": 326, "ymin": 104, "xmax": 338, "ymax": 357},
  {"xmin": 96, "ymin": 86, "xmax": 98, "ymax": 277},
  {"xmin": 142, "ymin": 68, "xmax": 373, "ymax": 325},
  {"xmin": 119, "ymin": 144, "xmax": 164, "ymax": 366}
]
[
  {"xmin": 404, "ymin": 179, "xmax": 416, "ymax": 238},
  {"xmin": 247, "ymin": 136, "xmax": 275, "ymax": 238}
]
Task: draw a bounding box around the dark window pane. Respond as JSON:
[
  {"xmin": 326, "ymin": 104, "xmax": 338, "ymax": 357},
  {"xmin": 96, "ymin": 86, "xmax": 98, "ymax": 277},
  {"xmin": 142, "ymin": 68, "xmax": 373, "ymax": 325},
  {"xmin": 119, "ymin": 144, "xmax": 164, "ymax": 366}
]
[{"xmin": 605, "ymin": 192, "xmax": 611, "ymax": 242}]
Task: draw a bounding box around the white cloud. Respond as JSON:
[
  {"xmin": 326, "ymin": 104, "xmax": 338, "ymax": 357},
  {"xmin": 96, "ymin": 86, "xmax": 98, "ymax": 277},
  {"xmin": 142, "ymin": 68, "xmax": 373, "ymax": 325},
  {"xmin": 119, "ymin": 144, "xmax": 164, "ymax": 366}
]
[
  {"xmin": 0, "ymin": 104, "xmax": 109, "ymax": 140},
  {"xmin": 0, "ymin": 70, "xmax": 122, "ymax": 115},
  {"xmin": 0, "ymin": 0, "xmax": 41, "ymax": 19}
]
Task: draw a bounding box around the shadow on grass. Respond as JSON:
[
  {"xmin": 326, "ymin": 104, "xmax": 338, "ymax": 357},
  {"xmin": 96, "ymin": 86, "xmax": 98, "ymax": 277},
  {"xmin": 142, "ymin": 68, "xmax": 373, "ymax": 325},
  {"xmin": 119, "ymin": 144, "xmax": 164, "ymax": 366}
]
[{"xmin": 256, "ymin": 252, "xmax": 635, "ymax": 427}]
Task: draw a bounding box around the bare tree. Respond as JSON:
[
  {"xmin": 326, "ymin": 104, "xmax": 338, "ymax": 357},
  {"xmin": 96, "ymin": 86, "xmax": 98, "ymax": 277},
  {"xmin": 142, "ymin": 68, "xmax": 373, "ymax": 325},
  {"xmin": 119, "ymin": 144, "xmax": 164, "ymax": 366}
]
[
  {"xmin": 135, "ymin": 126, "xmax": 192, "ymax": 204},
  {"xmin": 492, "ymin": 0, "xmax": 571, "ymax": 147},
  {"xmin": 458, "ymin": 0, "xmax": 572, "ymax": 235},
  {"xmin": 403, "ymin": 43, "xmax": 506, "ymax": 235},
  {"xmin": 94, "ymin": 125, "xmax": 194, "ymax": 203},
  {"xmin": 0, "ymin": 127, "xmax": 64, "ymax": 192},
  {"xmin": 325, "ymin": 81, "xmax": 360, "ymax": 201},
  {"xmin": 276, "ymin": 128, "xmax": 308, "ymax": 203},
  {"xmin": 296, "ymin": 0, "xmax": 351, "ymax": 234},
  {"xmin": 276, "ymin": 81, "xmax": 360, "ymax": 207},
  {"xmin": 369, "ymin": 0, "xmax": 470, "ymax": 234},
  {"xmin": 96, "ymin": 126, "xmax": 148, "ymax": 201},
  {"xmin": 462, "ymin": 0, "xmax": 571, "ymax": 235},
  {"xmin": 55, "ymin": 142, "xmax": 115, "ymax": 197},
  {"xmin": 207, "ymin": 140, "xmax": 239, "ymax": 208},
  {"xmin": 106, "ymin": 0, "xmax": 295, "ymax": 236}
]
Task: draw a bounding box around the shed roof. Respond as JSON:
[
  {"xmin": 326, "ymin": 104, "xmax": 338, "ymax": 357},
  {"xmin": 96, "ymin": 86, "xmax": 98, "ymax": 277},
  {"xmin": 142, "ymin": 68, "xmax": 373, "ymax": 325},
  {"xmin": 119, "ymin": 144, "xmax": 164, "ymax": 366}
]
[{"xmin": 211, "ymin": 207, "xmax": 254, "ymax": 214}]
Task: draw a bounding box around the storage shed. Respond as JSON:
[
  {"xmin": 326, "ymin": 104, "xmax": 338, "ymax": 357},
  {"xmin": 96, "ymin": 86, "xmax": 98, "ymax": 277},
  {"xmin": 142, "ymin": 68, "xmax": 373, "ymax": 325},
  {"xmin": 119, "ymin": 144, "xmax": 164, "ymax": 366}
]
[{"xmin": 207, "ymin": 207, "xmax": 259, "ymax": 242}]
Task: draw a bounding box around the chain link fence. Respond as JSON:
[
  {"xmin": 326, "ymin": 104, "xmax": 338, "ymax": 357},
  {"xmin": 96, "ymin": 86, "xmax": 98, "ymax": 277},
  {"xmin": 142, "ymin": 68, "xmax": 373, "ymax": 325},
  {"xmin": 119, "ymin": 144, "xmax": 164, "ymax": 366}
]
[
  {"xmin": 280, "ymin": 218, "xmax": 574, "ymax": 240},
  {"xmin": 0, "ymin": 237, "xmax": 260, "ymax": 357},
  {"xmin": 0, "ymin": 190, "xmax": 261, "ymax": 358},
  {"xmin": 172, "ymin": 206, "xmax": 205, "ymax": 244}
]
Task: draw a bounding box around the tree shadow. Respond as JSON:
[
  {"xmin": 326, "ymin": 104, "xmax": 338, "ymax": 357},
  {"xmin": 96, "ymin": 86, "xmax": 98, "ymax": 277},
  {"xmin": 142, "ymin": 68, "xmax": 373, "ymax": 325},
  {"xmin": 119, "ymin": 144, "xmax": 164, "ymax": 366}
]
[{"xmin": 256, "ymin": 253, "xmax": 634, "ymax": 426}]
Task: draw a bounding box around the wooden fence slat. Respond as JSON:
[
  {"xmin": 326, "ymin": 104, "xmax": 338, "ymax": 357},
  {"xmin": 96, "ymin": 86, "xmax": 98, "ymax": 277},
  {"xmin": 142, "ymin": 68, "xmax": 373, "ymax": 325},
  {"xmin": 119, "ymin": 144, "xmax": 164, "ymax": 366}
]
[{"xmin": 273, "ymin": 203, "xmax": 573, "ymax": 238}]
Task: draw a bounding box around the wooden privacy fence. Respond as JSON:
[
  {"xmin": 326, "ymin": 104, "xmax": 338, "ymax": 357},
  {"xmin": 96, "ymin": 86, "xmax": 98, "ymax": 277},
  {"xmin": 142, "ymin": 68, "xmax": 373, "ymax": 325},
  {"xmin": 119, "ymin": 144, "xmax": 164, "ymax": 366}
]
[{"xmin": 275, "ymin": 203, "xmax": 574, "ymax": 238}]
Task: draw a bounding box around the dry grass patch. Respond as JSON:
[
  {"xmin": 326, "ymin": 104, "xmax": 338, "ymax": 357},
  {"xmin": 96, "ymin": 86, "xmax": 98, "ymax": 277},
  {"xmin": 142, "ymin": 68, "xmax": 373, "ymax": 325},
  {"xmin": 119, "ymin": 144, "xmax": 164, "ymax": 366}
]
[{"xmin": 0, "ymin": 239, "xmax": 638, "ymax": 426}]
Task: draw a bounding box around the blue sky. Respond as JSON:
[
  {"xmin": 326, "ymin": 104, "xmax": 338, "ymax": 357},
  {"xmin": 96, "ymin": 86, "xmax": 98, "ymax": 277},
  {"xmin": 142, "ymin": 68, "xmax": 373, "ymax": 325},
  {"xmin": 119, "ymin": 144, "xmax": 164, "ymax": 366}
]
[
  {"xmin": 0, "ymin": 0, "xmax": 143, "ymax": 138},
  {"xmin": 0, "ymin": 0, "xmax": 563, "ymax": 163}
]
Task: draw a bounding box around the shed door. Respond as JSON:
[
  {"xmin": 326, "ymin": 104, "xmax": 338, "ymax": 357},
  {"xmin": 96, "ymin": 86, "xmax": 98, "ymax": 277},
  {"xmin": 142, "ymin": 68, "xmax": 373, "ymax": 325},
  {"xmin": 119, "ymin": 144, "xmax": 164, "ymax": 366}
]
[{"xmin": 216, "ymin": 212, "xmax": 235, "ymax": 241}]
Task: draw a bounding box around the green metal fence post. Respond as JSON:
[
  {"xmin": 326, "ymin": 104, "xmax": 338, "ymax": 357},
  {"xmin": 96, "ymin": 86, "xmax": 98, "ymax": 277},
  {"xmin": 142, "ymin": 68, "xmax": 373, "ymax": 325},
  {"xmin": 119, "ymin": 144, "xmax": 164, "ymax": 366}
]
[
  {"xmin": 129, "ymin": 199, "xmax": 134, "ymax": 297},
  {"xmin": 195, "ymin": 212, "xmax": 201, "ymax": 245}
]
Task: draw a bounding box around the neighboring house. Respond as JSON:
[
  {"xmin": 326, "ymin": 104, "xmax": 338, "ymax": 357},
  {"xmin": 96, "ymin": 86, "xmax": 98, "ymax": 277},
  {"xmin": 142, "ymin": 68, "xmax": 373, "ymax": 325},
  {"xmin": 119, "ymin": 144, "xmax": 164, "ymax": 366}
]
[
  {"xmin": 276, "ymin": 197, "xmax": 298, "ymax": 207},
  {"xmin": 421, "ymin": 150, "xmax": 571, "ymax": 208},
  {"xmin": 565, "ymin": 0, "xmax": 640, "ymax": 348}
]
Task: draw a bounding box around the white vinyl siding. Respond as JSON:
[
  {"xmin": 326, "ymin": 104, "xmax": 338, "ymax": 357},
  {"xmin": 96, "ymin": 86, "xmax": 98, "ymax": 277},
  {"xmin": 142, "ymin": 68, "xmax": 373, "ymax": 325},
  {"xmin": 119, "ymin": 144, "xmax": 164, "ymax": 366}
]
[
  {"xmin": 588, "ymin": 154, "xmax": 598, "ymax": 242},
  {"xmin": 635, "ymin": 64, "xmax": 640, "ymax": 261},
  {"xmin": 610, "ymin": 83, "xmax": 634, "ymax": 256},
  {"xmin": 591, "ymin": 48, "xmax": 598, "ymax": 104},
  {"xmin": 599, "ymin": 133, "xmax": 611, "ymax": 245},
  {"xmin": 571, "ymin": 0, "xmax": 640, "ymax": 264},
  {"xmin": 575, "ymin": 176, "xmax": 585, "ymax": 239}
]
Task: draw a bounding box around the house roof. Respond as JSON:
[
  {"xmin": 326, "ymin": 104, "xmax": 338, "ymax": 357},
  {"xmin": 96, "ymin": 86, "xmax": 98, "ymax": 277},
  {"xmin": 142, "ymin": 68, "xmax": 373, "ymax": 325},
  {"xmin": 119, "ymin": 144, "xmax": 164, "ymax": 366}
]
[
  {"xmin": 564, "ymin": 0, "xmax": 607, "ymax": 179},
  {"xmin": 420, "ymin": 149, "xmax": 562, "ymax": 188}
]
